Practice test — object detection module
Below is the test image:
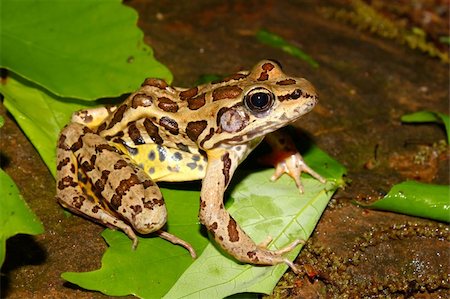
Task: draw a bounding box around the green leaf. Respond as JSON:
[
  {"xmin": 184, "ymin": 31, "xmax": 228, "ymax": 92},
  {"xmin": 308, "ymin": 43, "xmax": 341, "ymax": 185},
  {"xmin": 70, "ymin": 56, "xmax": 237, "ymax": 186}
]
[
  {"xmin": 61, "ymin": 146, "xmax": 345, "ymax": 298},
  {"xmin": 166, "ymin": 173, "xmax": 340, "ymax": 298},
  {"xmin": 0, "ymin": 168, "xmax": 44, "ymax": 266},
  {"xmin": 401, "ymin": 111, "xmax": 449, "ymax": 144},
  {"xmin": 0, "ymin": 0, "xmax": 172, "ymax": 100},
  {"xmin": 62, "ymin": 188, "xmax": 209, "ymax": 298},
  {"xmin": 369, "ymin": 181, "xmax": 450, "ymax": 223},
  {"xmin": 256, "ymin": 29, "xmax": 319, "ymax": 68},
  {"xmin": 0, "ymin": 74, "xmax": 93, "ymax": 177}
]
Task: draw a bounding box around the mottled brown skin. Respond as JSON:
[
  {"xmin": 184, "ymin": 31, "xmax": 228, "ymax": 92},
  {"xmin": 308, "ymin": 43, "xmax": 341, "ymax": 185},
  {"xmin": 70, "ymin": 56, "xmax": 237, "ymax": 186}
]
[{"xmin": 56, "ymin": 60, "xmax": 324, "ymax": 272}]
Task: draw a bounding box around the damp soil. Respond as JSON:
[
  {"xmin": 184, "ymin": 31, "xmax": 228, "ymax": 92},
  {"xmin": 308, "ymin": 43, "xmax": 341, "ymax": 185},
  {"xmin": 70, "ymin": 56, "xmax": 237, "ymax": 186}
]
[{"xmin": 1, "ymin": 0, "xmax": 449, "ymax": 298}]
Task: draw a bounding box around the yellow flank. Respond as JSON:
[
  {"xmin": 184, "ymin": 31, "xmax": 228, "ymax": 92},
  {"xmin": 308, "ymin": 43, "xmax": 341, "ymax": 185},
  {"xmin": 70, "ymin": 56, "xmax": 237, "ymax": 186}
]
[{"xmin": 113, "ymin": 142, "xmax": 207, "ymax": 182}]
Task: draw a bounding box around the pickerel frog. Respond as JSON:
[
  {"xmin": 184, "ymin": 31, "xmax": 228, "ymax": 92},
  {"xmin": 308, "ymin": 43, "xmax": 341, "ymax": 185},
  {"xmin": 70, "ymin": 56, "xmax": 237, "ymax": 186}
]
[{"xmin": 56, "ymin": 60, "xmax": 324, "ymax": 272}]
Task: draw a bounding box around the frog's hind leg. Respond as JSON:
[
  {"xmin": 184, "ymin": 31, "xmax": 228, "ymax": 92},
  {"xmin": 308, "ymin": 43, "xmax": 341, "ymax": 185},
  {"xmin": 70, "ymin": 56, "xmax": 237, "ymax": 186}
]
[
  {"xmin": 56, "ymin": 124, "xmax": 141, "ymax": 247},
  {"xmin": 56, "ymin": 123, "xmax": 169, "ymax": 249},
  {"xmin": 57, "ymin": 123, "xmax": 196, "ymax": 256}
]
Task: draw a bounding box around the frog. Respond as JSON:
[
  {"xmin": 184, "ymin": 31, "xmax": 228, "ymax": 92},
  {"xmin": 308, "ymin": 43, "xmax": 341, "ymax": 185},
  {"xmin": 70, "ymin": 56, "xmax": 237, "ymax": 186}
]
[{"xmin": 56, "ymin": 60, "xmax": 325, "ymax": 273}]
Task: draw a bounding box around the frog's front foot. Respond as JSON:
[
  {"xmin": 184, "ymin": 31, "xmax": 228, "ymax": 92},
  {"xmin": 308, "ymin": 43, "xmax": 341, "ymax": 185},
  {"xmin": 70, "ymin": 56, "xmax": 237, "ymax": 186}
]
[{"xmin": 271, "ymin": 152, "xmax": 326, "ymax": 193}]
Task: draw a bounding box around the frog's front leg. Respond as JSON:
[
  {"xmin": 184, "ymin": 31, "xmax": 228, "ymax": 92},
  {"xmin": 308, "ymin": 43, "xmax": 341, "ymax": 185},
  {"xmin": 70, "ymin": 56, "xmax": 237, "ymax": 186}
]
[
  {"xmin": 265, "ymin": 130, "xmax": 325, "ymax": 193},
  {"xmin": 199, "ymin": 149, "xmax": 302, "ymax": 272},
  {"xmin": 56, "ymin": 123, "xmax": 195, "ymax": 256}
]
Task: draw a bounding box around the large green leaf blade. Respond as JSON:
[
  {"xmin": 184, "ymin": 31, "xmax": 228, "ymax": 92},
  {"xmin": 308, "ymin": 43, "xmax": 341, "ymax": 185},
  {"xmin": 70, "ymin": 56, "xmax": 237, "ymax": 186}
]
[
  {"xmin": 0, "ymin": 168, "xmax": 44, "ymax": 266},
  {"xmin": 165, "ymin": 171, "xmax": 340, "ymax": 298},
  {"xmin": 62, "ymin": 188, "xmax": 209, "ymax": 299},
  {"xmin": 61, "ymin": 146, "xmax": 344, "ymax": 298},
  {"xmin": 0, "ymin": 74, "xmax": 91, "ymax": 177},
  {"xmin": 1, "ymin": 0, "xmax": 172, "ymax": 100}
]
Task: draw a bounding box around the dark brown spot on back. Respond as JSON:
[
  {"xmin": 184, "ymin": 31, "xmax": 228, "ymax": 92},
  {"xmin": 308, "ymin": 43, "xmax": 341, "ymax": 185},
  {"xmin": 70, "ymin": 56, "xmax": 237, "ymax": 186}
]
[
  {"xmin": 107, "ymin": 104, "xmax": 127, "ymax": 129},
  {"xmin": 187, "ymin": 94, "xmax": 206, "ymax": 110},
  {"xmin": 159, "ymin": 116, "xmax": 179, "ymax": 135},
  {"xmin": 158, "ymin": 97, "xmax": 179, "ymax": 113},
  {"xmin": 95, "ymin": 144, "xmax": 120, "ymax": 154},
  {"xmin": 143, "ymin": 118, "xmax": 163, "ymax": 144},
  {"xmin": 97, "ymin": 122, "xmax": 107, "ymax": 133},
  {"xmin": 180, "ymin": 87, "xmax": 198, "ymax": 100},
  {"xmin": 128, "ymin": 122, "xmax": 145, "ymax": 145},
  {"xmin": 131, "ymin": 93, "xmax": 153, "ymax": 109},
  {"xmin": 212, "ymin": 86, "xmax": 243, "ymax": 101},
  {"xmin": 142, "ymin": 78, "xmax": 168, "ymax": 89},
  {"xmin": 186, "ymin": 120, "xmax": 208, "ymax": 142}
]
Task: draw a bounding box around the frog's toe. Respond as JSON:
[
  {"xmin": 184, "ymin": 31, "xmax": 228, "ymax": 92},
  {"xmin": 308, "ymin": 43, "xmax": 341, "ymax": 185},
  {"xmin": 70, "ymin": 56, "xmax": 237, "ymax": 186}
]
[
  {"xmin": 283, "ymin": 258, "xmax": 302, "ymax": 274},
  {"xmin": 271, "ymin": 239, "xmax": 304, "ymax": 255},
  {"xmin": 156, "ymin": 230, "xmax": 197, "ymax": 258}
]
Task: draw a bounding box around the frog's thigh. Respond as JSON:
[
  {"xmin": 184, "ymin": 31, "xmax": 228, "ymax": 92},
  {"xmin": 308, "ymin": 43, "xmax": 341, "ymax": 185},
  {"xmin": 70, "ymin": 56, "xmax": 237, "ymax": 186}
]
[
  {"xmin": 57, "ymin": 123, "xmax": 167, "ymax": 240},
  {"xmin": 57, "ymin": 134, "xmax": 139, "ymax": 245}
]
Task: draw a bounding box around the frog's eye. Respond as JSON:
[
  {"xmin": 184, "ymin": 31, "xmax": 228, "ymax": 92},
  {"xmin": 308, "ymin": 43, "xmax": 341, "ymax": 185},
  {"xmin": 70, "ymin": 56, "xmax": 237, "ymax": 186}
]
[{"xmin": 244, "ymin": 88, "xmax": 274, "ymax": 114}]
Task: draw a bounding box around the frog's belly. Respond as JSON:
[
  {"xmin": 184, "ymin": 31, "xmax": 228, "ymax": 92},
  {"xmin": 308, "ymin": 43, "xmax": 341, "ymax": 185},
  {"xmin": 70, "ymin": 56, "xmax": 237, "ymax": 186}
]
[{"xmin": 114, "ymin": 143, "xmax": 207, "ymax": 182}]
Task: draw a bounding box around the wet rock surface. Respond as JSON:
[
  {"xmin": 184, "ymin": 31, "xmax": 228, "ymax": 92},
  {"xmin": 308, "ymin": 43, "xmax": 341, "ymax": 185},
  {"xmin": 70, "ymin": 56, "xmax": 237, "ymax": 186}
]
[{"xmin": 1, "ymin": 0, "xmax": 448, "ymax": 298}]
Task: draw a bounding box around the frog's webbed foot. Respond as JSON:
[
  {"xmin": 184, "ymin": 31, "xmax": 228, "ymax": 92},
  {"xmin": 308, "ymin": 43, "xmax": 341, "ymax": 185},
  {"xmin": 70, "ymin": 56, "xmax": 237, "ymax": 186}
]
[
  {"xmin": 156, "ymin": 230, "xmax": 197, "ymax": 258},
  {"xmin": 271, "ymin": 152, "xmax": 326, "ymax": 193}
]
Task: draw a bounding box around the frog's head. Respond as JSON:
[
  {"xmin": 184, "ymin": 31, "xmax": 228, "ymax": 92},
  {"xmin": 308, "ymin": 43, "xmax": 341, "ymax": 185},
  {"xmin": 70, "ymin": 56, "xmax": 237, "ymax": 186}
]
[{"xmin": 204, "ymin": 60, "xmax": 318, "ymax": 148}]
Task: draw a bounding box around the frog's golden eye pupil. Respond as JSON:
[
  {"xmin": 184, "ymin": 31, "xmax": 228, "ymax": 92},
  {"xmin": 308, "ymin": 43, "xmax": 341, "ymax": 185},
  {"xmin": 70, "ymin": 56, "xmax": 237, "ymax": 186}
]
[{"xmin": 245, "ymin": 89, "xmax": 274, "ymax": 113}]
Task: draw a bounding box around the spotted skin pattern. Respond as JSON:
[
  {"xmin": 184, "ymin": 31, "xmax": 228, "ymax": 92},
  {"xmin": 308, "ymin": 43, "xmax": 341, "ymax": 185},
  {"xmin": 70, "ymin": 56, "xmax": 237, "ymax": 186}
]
[{"xmin": 56, "ymin": 60, "xmax": 325, "ymax": 272}]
